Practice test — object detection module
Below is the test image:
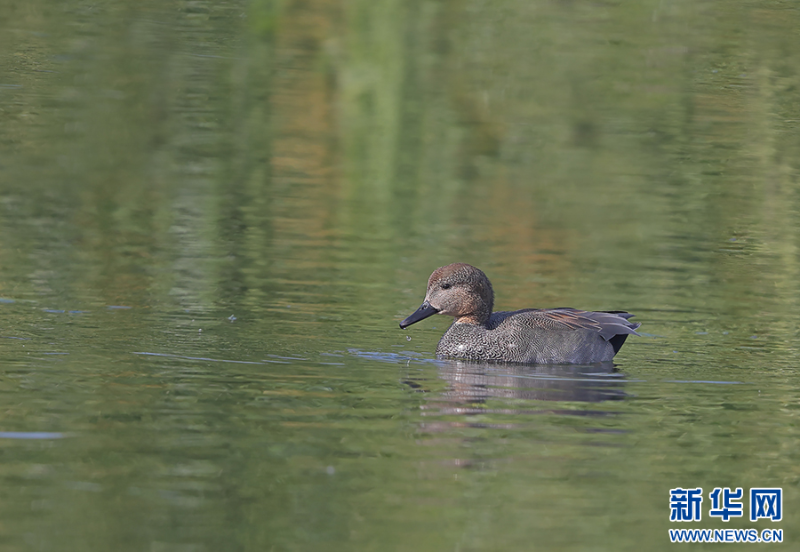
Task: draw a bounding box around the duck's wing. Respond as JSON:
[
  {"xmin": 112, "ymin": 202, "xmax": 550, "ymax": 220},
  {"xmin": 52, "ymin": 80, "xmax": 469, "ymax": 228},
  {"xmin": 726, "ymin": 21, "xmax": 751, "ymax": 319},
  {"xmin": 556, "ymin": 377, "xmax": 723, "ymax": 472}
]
[{"xmin": 525, "ymin": 308, "xmax": 641, "ymax": 341}]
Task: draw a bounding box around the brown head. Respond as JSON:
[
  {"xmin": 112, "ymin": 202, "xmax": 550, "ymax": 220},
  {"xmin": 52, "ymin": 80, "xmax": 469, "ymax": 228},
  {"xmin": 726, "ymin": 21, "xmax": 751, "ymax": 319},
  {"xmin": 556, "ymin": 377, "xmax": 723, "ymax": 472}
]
[{"xmin": 399, "ymin": 263, "xmax": 494, "ymax": 328}]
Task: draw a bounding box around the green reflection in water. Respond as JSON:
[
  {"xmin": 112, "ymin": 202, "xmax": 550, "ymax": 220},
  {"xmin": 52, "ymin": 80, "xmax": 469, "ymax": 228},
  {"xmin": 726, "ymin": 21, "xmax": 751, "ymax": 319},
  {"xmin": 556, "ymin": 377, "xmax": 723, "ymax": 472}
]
[{"xmin": 1, "ymin": 0, "xmax": 800, "ymax": 550}]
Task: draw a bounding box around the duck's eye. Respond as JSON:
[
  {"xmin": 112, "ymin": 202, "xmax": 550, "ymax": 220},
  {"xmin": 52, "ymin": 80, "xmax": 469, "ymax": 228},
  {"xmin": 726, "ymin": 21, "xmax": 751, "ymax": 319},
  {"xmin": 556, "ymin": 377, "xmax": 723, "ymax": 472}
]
[{"xmin": 441, "ymin": 283, "xmax": 452, "ymax": 290}]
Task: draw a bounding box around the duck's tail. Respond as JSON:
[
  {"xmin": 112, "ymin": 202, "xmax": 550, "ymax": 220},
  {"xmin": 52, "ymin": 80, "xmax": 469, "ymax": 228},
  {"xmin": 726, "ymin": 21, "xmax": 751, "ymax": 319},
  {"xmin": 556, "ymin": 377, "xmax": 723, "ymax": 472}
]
[{"xmin": 600, "ymin": 311, "xmax": 641, "ymax": 354}]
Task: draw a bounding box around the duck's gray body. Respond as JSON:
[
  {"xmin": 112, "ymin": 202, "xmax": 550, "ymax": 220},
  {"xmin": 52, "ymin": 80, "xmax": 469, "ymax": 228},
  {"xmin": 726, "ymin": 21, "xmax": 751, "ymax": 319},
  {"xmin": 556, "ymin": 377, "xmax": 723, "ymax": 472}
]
[
  {"xmin": 436, "ymin": 309, "xmax": 637, "ymax": 364},
  {"xmin": 400, "ymin": 263, "xmax": 640, "ymax": 365}
]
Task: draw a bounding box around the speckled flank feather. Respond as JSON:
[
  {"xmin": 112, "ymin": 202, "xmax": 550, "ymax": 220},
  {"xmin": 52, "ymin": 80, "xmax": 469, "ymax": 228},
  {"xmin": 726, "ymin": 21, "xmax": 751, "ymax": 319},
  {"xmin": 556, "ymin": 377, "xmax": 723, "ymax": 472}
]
[{"xmin": 401, "ymin": 263, "xmax": 640, "ymax": 364}]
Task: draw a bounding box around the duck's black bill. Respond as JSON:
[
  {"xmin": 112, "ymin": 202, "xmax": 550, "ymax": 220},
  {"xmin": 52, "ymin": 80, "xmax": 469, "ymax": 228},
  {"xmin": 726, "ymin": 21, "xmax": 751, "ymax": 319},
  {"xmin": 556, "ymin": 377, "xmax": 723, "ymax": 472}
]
[{"xmin": 399, "ymin": 301, "xmax": 439, "ymax": 329}]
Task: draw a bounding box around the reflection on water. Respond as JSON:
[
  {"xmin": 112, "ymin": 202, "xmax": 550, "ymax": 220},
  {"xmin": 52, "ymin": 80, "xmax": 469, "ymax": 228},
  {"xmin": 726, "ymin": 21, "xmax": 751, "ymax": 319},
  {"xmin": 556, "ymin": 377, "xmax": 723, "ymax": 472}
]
[
  {"xmin": 440, "ymin": 361, "xmax": 625, "ymax": 405},
  {"xmin": 356, "ymin": 349, "xmax": 628, "ymax": 408},
  {"xmin": 419, "ymin": 360, "xmax": 627, "ymax": 435},
  {"xmin": 432, "ymin": 360, "xmax": 626, "ymax": 405}
]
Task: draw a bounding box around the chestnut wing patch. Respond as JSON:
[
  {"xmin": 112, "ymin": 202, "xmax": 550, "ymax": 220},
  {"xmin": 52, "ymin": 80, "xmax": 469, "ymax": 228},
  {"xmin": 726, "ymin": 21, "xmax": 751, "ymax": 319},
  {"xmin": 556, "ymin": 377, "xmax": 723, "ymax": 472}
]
[{"xmin": 534, "ymin": 309, "xmax": 640, "ymax": 341}]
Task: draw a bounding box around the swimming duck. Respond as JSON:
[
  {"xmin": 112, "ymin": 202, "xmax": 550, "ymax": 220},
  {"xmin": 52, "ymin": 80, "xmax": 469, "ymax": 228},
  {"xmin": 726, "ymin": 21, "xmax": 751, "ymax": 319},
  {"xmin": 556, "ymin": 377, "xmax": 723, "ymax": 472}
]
[{"xmin": 400, "ymin": 263, "xmax": 640, "ymax": 364}]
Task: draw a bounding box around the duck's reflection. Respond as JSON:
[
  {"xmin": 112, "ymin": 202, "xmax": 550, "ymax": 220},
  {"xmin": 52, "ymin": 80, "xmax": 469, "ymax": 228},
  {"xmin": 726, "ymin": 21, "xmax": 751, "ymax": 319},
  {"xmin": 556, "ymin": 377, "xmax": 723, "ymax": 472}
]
[{"xmin": 411, "ymin": 360, "xmax": 627, "ymax": 428}]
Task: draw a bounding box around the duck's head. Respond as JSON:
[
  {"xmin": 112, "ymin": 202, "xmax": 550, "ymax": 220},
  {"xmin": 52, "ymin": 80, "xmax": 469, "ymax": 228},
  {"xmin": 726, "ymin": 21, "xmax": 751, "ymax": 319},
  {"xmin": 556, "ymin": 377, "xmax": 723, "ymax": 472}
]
[{"xmin": 400, "ymin": 263, "xmax": 494, "ymax": 328}]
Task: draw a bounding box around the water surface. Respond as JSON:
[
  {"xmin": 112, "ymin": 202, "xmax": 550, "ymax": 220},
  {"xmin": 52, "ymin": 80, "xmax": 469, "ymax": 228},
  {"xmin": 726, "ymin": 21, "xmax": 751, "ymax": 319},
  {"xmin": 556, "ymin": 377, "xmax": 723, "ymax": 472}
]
[{"xmin": 2, "ymin": 0, "xmax": 800, "ymax": 550}]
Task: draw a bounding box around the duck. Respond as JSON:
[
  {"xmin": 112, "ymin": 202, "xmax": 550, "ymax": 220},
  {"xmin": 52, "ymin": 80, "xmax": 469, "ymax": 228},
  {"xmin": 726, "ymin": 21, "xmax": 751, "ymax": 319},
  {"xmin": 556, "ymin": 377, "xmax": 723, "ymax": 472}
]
[{"xmin": 399, "ymin": 263, "xmax": 640, "ymax": 364}]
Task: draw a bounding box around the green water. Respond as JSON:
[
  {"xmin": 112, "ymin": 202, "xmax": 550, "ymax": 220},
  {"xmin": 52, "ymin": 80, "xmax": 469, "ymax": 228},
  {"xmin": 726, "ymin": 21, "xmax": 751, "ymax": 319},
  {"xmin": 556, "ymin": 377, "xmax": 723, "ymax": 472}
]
[{"xmin": 2, "ymin": 0, "xmax": 800, "ymax": 550}]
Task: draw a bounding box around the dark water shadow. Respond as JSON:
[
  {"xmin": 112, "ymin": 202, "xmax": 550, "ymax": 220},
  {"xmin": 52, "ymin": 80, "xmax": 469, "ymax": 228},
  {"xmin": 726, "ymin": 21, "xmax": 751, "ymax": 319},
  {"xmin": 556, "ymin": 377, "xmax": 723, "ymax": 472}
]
[
  {"xmin": 348, "ymin": 349, "xmax": 627, "ymax": 412},
  {"xmin": 348, "ymin": 349, "xmax": 629, "ymax": 413},
  {"xmin": 433, "ymin": 359, "xmax": 628, "ymax": 407},
  {"xmin": 411, "ymin": 359, "xmax": 631, "ymax": 440}
]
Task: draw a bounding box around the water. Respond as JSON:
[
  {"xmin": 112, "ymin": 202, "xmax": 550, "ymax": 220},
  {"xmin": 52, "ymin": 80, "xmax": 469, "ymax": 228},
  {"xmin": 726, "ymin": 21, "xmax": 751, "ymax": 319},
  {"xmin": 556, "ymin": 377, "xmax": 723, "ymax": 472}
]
[{"xmin": 2, "ymin": 0, "xmax": 800, "ymax": 549}]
